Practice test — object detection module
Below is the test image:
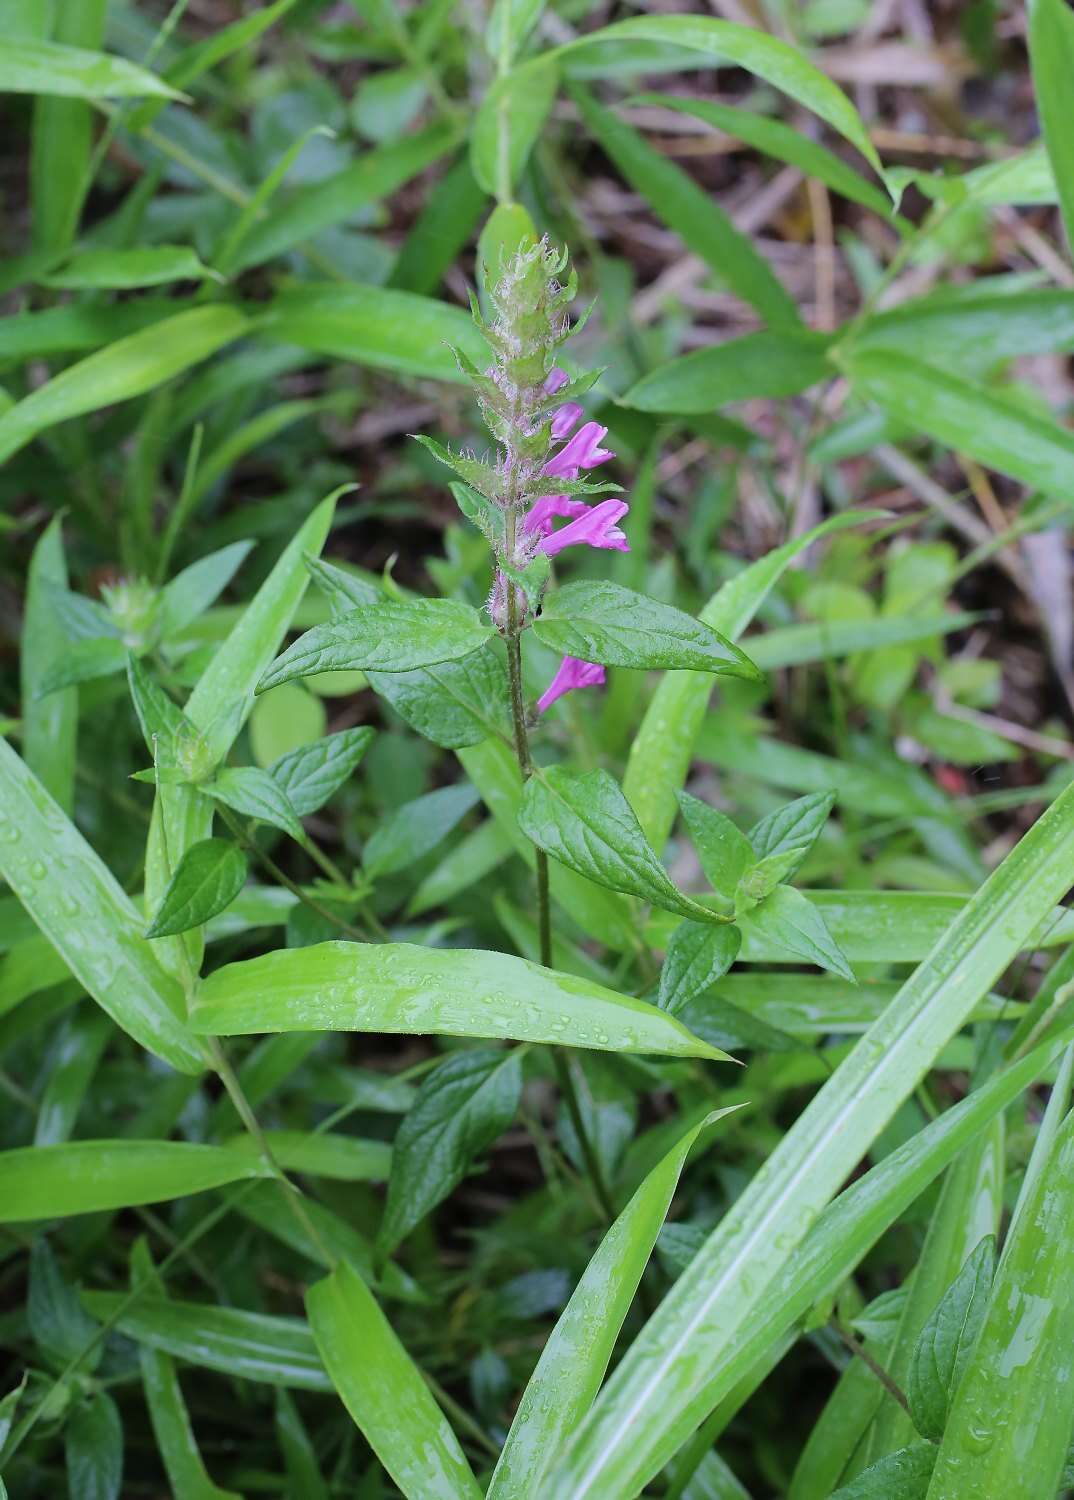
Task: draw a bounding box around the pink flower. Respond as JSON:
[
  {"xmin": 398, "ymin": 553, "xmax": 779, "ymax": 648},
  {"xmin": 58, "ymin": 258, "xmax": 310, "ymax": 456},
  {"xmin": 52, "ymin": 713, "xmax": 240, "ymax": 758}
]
[
  {"xmin": 538, "ymin": 498, "xmax": 630, "ymax": 558},
  {"xmin": 519, "ymin": 374, "xmax": 629, "ymax": 578},
  {"xmin": 543, "ymin": 422, "xmax": 614, "ymax": 481},
  {"xmin": 523, "ymin": 493, "xmax": 590, "ymax": 536},
  {"xmin": 537, "ymin": 655, "xmax": 606, "ymax": 713},
  {"xmin": 551, "ymin": 402, "xmax": 584, "ymax": 440}
]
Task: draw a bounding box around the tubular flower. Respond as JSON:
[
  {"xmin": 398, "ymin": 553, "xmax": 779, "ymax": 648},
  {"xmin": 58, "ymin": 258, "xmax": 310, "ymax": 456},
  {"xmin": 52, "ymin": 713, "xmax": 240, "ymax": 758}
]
[
  {"xmin": 538, "ymin": 498, "xmax": 630, "ymax": 558},
  {"xmin": 431, "ymin": 239, "xmax": 628, "ymax": 712},
  {"xmin": 536, "ymin": 655, "xmax": 606, "ymax": 713}
]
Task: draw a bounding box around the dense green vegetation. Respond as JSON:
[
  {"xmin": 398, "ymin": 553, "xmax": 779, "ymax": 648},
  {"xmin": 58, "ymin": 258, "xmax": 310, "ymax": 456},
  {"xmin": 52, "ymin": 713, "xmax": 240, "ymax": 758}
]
[{"xmin": 3, "ymin": 1, "xmax": 1074, "ymax": 1495}]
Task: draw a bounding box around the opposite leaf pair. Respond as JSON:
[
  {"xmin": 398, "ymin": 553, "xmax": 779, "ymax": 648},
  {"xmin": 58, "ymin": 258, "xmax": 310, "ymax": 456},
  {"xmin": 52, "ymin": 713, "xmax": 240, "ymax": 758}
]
[{"xmin": 518, "ymin": 766, "xmax": 851, "ymax": 988}]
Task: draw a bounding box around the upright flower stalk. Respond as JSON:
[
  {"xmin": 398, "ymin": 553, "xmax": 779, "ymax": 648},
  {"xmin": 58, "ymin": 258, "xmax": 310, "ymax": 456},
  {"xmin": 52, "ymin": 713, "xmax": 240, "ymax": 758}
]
[
  {"xmin": 418, "ymin": 237, "xmax": 626, "ymax": 1220},
  {"xmin": 454, "ymin": 237, "xmax": 628, "ymax": 960}
]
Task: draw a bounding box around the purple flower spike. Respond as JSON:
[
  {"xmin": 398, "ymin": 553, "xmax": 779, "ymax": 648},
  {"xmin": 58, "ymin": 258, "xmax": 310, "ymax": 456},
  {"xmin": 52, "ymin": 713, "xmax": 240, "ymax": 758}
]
[
  {"xmin": 538, "ymin": 498, "xmax": 630, "ymax": 558},
  {"xmin": 544, "ymin": 367, "xmax": 569, "ymax": 396},
  {"xmin": 543, "ymin": 422, "xmax": 614, "ymax": 481},
  {"xmin": 537, "ymin": 655, "xmax": 606, "ymax": 713},
  {"xmin": 523, "ymin": 493, "xmax": 590, "ymax": 536},
  {"xmin": 551, "ymin": 402, "xmax": 585, "ymax": 440}
]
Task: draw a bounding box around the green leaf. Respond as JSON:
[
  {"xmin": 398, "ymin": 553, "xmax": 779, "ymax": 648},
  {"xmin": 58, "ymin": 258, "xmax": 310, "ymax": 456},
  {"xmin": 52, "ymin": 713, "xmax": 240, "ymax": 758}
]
[
  {"xmin": 34, "ymin": 1010, "xmax": 111, "ymax": 1146},
  {"xmin": 409, "ymin": 819, "xmax": 514, "ymax": 916},
  {"xmin": 250, "ymin": 682, "xmax": 327, "ymax": 767},
  {"xmin": 0, "ymin": 38, "xmax": 180, "ymax": 98},
  {"xmin": 37, "ymin": 637, "xmax": 128, "ymax": 696},
  {"xmin": 0, "ymin": 306, "xmax": 249, "ymax": 466},
  {"xmin": 749, "ymin": 609, "xmax": 978, "ymax": 671},
  {"xmin": 633, "ymin": 92, "xmax": 894, "ymax": 216},
  {"xmin": 677, "ymin": 990, "xmax": 802, "ymax": 1057},
  {"xmin": 232, "ymin": 123, "xmax": 458, "ymax": 270},
  {"xmin": 485, "ymin": 0, "xmax": 546, "ymax": 61},
  {"xmin": 185, "ymin": 492, "xmax": 340, "ymax": 764},
  {"xmin": 30, "ymin": 0, "xmax": 105, "ymax": 257},
  {"xmin": 518, "ymin": 767, "xmax": 729, "ymax": 925},
  {"xmin": 907, "ymin": 1236, "xmax": 994, "ymax": 1442},
  {"xmin": 21, "ymin": 516, "xmax": 76, "ymax": 810},
  {"xmin": 353, "ymin": 66, "xmax": 428, "ymax": 143},
  {"xmin": 206, "ymin": 767, "xmax": 306, "ymax": 843},
  {"xmin": 149, "ymin": 0, "xmax": 300, "ymax": 106},
  {"xmin": 275, "ymin": 1389, "xmax": 329, "ymax": 1500},
  {"xmin": 43, "ymin": 246, "xmax": 216, "ymax": 289},
  {"xmin": 0, "ymin": 1375, "xmax": 26, "ymax": 1453},
  {"xmin": 364, "ymin": 783, "xmax": 480, "ymax": 879},
  {"xmin": 573, "ymin": 87, "xmax": 800, "ymax": 330},
  {"xmin": 749, "ymin": 791, "xmax": 835, "ymax": 871},
  {"xmin": 29, "ymin": 1238, "xmax": 100, "ymax": 1370},
  {"xmin": 458, "ymin": 738, "xmax": 637, "ymax": 953},
  {"xmin": 677, "ymin": 793, "xmax": 754, "ymax": 902},
  {"xmin": 738, "ymin": 886, "xmax": 854, "ymax": 981},
  {"xmin": 83, "ymin": 1293, "xmax": 330, "ymax": 1391},
  {"xmin": 658, "ymin": 921, "xmax": 741, "ymax": 1013},
  {"xmin": 534, "ymin": 581, "xmax": 761, "ymax": 678},
  {"xmin": 653, "ymin": 1038, "xmax": 1069, "ymax": 1500},
  {"xmin": 551, "ymin": 16, "xmax": 882, "ymax": 173},
  {"xmin": 65, "ymin": 1392, "xmax": 123, "ymax": 1500},
  {"xmin": 1029, "ymin": 0, "xmax": 1074, "ymax": 254},
  {"xmin": 370, "ymin": 647, "xmax": 512, "ymax": 749},
  {"xmin": 131, "ymin": 1241, "xmax": 241, "ymax": 1500},
  {"xmin": 623, "ymin": 512, "xmax": 881, "ymax": 852},
  {"xmin": 258, "ymin": 600, "xmax": 494, "ymax": 691},
  {"xmin": 307, "ymin": 1262, "xmax": 482, "ymax": 1499},
  {"xmin": 652, "ymin": 889, "xmax": 1074, "ymax": 965},
  {"xmin": 146, "ymin": 838, "xmax": 248, "ymax": 939},
  {"xmin": 542, "ymin": 777, "xmax": 1074, "ymax": 1499},
  {"xmin": 226, "ymin": 1131, "xmax": 391, "ymax": 1182},
  {"xmin": 866, "ymin": 1113, "xmax": 1004, "ymax": 1466},
  {"xmin": 854, "ymin": 288, "xmax": 1074, "ymax": 367},
  {"xmin": 158, "ymin": 541, "xmax": 254, "ymax": 639},
  {"xmin": 625, "ymin": 331, "xmax": 831, "ymax": 413},
  {"xmin": 260, "ymin": 284, "xmax": 489, "ymax": 383},
  {"xmin": 380, "ymin": 1049, "xmax": 522, "ymax": 1253},
  {"xmin": 388, "ymin": 153, "xmax": 488, "ymax": 295},
  {"xmin": 306, "ymin": 555, "xmax": 510, "ymax": 746},
  {"xmin": 734, "ymin": 848, "xmax": 803, "ymax": 910},
  {"xmin": 269, "ymin": 727, "xmax": 374, "ymax": 817},
  {"xmin": 842, "ymin": 349, "xmax": 1074, "ymax": 506},
  {"xmin": 472, "ymin": 59, "xmax": 558, "ymax": 198},
  {"xmin": 487, "ymin": 1111, "xmax": 736, "ymax": 1500},
  {"xmin": 0, "ymin": 1141, "xmax": 272, "ymax": 1222},
  {"xmin": 414, "ymin": 434, "xmax": 506, "ymax": 501},
  {"xmin": 927, "ymin": 1109, "xmax": 1074, "ymax": 1497},
  {"xmin": 192, "ymin": 939, "xmax": 727, "ymax": 1060},
  {"xmin": 830, "ymin": 1444, "xmax": 936, "ymax": 1500},
  {"xmin": 0, "ymin": 738, "xmax": 203, "ymax": 1074}
]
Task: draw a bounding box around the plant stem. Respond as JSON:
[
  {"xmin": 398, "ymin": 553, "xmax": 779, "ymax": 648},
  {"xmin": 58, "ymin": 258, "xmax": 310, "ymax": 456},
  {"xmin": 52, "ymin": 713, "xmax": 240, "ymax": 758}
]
[
  {"xmin": 503, "ymin": 578, "xmax": 617, "ymax": 1224},
  {"xmin": 832, "ymin": 1318, "xmax": 913, "ymax": 1418},
  {"xmin": 206, "ymin": 1035, "xmax": 338, "ymax": 1269},
  {"xmin": 216, "ymin": 805, "xmax": 374, "ymax": 943}
]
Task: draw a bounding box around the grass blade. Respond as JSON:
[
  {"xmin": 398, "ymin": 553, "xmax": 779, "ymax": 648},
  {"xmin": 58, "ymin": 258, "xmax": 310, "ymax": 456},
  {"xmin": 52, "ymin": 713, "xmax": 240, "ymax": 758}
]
[
  {"xmin": 307, "ymin": 1262, "xmax": 482, "ymax": 1499},
  {"xmin": 488, "ymin": 1109, "xmax": 739, "ymax": 1500},
  {"xmin": 927, "ymin": 1108, "xmax": 1074, "ymax": 1497},
  {"xmin": 545, "ymin": 777, "xmax": 1074, "ymax": 1496},
  {"xmin": 0, "ymin": 738, "xmax": 203, "ymax": 1074}
]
